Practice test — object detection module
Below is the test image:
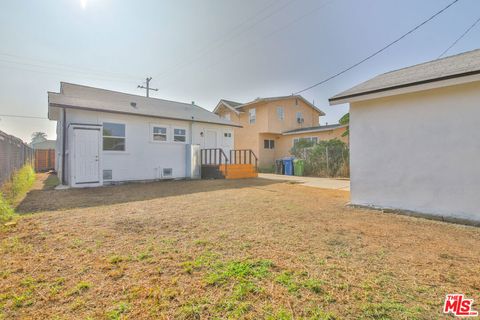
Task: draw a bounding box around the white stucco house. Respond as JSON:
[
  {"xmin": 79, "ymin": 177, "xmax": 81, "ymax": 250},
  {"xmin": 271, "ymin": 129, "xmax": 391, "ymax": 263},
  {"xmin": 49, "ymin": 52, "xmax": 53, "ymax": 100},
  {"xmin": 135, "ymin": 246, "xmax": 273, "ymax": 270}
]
[
  {"xmin": 329, "ymin": 49, "xmax": 480, "ymax": 224},
  {"xmin": 48, "ymin": 82, "xmax": 238, "ymax": 187}
]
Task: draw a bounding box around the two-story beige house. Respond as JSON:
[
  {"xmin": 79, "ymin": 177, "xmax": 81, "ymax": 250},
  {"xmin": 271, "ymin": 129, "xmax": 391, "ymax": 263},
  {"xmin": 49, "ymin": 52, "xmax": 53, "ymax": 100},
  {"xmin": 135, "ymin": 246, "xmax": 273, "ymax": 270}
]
[{"xmin": 213, "ymin": 95, "xmax": 347, "ymax": 169}]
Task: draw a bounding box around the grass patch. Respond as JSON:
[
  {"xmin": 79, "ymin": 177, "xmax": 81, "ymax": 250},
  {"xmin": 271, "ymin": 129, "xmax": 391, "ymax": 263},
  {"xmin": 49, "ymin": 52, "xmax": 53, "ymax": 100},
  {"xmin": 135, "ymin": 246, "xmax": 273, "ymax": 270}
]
[
  {"xmin": 67, "ymin": 281, "xmax": 92, "ymax": 296},
  {"xmin": 205, "ymin": 259, "xmax": 273, "ymax": 285},
  {"xmin": 361, "ymin": 301, "xmax": 422, "ymax": 319},
  {"xmin": 106, "ymin": 302, "xmax": 130, "ymax": 320},
  {"xmin": 275, "ymin": 271, "xmax": 324, "ymax": 295}
]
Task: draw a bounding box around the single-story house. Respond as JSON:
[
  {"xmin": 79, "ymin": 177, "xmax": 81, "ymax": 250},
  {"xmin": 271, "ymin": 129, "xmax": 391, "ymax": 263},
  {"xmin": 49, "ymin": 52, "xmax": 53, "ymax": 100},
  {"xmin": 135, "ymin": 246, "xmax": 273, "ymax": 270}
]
[
  {"xmin": 329, "ymin": 48, "xmax": 480, "ymax": 223},
  {"xmin": 48, "ymin": 82, "xmax": 238, "ymax": 187}
]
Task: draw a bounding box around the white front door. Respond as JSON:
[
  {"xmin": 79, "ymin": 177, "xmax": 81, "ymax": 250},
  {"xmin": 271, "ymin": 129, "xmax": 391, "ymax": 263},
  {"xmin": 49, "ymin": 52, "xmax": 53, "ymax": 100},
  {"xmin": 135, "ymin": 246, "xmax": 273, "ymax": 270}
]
[
  {"xmin": 74, "ymin": 128, "xmax": 100, "ymax": 184},
  {"xmin": 205, "ymin": 130, "xmax": 217, "ymax": 148}
]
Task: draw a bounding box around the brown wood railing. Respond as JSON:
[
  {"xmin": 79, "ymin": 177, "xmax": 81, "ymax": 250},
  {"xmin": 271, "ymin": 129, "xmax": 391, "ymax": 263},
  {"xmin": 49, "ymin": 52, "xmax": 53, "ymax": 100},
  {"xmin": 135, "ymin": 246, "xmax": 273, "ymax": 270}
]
[{"xmin": 229, "ymin": 149, "xmax": 258, "ymax": 171}]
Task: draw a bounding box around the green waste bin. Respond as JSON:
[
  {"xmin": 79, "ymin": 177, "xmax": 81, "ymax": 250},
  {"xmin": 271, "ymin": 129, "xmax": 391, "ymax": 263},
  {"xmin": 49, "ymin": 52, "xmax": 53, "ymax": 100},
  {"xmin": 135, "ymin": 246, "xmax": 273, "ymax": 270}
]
[{"xmin": 293, "ymin": 159, "xmax": 305, "ymax": 176}]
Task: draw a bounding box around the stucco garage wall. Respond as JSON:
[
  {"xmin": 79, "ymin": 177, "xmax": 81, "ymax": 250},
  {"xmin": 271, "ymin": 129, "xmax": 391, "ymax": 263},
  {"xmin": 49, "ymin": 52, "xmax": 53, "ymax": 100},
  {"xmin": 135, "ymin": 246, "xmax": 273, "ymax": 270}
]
[{"xmin": 350, "ymin": 81, "xmax": 480, "ymax": 221}]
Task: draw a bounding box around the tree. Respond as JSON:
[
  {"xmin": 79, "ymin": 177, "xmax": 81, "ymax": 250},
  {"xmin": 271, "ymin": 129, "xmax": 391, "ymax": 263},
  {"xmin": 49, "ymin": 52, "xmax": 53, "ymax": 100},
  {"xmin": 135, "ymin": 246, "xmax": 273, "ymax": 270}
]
[
  {"xmin": 339, "ymin": 113, "xmax": 349, "ymax": 137},
  {"xmin": 31, "ymin": 132, "xmax": 47, "ymax": 144}
]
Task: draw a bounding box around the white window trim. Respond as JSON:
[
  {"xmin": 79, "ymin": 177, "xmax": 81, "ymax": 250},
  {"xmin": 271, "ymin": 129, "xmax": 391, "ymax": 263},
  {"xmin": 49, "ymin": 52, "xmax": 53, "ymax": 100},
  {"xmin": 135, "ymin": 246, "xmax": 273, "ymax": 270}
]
[
  {"xmin": 102, "ymin": 122, "xmax": 126, "ymax": 152},
  {"xmin": 249, "ymin": 108, "xmax": 256, "ymax": 124},
  {"xmin": 150, "ymin": 124, "xmax": 169, "ymax": 143},
  {"xmin": 277, "ymin": 107, "xmax": 285, "ymax": 121},
  {"xmin": 172, "ymin": 127, "xmax": 188, "ymax": 144}
]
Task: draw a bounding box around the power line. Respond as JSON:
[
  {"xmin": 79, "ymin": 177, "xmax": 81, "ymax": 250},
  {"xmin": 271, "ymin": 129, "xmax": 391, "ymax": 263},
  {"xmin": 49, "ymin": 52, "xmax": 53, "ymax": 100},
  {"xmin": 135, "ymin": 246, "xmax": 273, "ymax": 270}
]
[
  {"xmin": 437, "ymin": 16, "xmax": 480, "ymax": 58},
  {"xmin": 158, "ymin": 0, "xmax": 334, "ymax": 90},
  {"xmin": 0, "ymin": 52, "xmax": 140, "ymax": 80},
  {"xmin": 154, "ymin": 0, "xmax": 298, "ymax": 82},
  {"xmin": 0, "ymin": 114, "xmax": 48, "ymax": 120},
  {"xmin": 293, "ymin": 0, "xmax": 460, "ymax": 95}
]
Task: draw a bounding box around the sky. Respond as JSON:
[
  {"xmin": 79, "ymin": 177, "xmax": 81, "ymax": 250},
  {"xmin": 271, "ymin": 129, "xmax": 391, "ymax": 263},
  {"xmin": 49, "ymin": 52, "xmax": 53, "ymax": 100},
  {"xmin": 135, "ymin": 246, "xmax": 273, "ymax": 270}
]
[{"xmin": 0, "ymin": 0, "xmax": 479, "ymax": 142}]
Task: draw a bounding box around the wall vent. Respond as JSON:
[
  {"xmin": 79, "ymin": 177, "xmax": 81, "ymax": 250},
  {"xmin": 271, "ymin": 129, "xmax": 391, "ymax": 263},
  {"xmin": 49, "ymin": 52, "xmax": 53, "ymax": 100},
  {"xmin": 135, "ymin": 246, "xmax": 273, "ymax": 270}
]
[
  {"xmin": 163, "ymin": 168, "xmax": 173, "ymax": 177},
  {"xmin": 103, "ymin": 169, "xmax": 112, "ymax": 180}
]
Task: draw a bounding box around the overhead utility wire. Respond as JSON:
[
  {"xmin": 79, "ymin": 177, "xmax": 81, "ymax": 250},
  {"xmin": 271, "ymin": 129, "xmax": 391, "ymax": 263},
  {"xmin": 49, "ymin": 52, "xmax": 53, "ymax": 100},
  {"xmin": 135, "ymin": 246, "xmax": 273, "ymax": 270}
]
[
  {"xmin": 293, "ymin": 0, "xmax": 460, "ymax": 95},
  {"xmin": 437, "ymin": 16, "xmax": 480, "ymax": 58},
  {"xmin": 0, "ymin": 114, "xmax": 48, "ymax": 120}
]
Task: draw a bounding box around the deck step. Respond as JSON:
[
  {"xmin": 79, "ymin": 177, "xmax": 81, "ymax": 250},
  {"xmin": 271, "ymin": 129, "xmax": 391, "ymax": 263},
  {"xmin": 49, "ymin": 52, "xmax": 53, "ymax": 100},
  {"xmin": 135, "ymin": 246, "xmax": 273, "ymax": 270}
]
[{"xmin": 219, "ymin": 164, "xmax": 258, "ymax": 179}]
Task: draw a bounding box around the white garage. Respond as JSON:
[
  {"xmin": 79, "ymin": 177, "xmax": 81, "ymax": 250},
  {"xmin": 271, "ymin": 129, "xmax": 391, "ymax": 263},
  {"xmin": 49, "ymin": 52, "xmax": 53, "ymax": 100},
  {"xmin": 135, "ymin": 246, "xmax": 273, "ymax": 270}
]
[{"xmin": 329, "ymin": 49, "xmax": 480, "ymax": 224}]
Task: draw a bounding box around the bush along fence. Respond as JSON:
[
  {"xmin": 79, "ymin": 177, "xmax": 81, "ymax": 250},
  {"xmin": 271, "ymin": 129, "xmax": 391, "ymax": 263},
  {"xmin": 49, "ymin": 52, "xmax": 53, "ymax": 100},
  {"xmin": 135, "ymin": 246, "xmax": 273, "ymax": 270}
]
[
  {"xmin": 0, "ymin": 130, "xmax": 35, "ymax": 224},
  {"xmin": 290, "ymin": 139, "xmax": 349, "ymax": 178},
  {"xmin": 0, "ymin": 130, "xmax": 34, "ymax": 185}
]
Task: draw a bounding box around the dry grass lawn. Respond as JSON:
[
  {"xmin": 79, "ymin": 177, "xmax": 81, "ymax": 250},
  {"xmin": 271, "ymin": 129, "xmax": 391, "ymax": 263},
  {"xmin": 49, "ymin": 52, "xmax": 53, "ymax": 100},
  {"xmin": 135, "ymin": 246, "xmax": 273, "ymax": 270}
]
[{"xmin": 1, "ymin": 173, "xmax": 479, "ymax": 319}]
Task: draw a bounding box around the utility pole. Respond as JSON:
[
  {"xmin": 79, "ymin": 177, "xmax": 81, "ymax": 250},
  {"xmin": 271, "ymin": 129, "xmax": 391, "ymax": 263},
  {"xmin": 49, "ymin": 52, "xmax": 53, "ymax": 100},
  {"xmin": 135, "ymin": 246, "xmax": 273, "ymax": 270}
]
[{"xmin": 137, "ymin": 77, "xmax": 158, "ymax": 97}]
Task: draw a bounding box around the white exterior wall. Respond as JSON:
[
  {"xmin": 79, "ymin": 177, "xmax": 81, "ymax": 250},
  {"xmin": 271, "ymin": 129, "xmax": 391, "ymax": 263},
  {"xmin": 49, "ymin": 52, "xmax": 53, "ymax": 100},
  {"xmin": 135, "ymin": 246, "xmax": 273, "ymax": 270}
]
[
  {"xmin": 350, "ymin": 81, "xmax": 480, "ymax": 222},
  {"xmin": 63, "ymin": 109, "xmax": 234, "ymax": 186}
]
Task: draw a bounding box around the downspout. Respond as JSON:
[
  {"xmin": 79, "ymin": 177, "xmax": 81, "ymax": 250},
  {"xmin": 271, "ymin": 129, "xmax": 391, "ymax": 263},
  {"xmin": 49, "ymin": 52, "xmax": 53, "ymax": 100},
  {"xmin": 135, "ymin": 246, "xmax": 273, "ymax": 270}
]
[{"xmin": 61, "ymin": 107, "xmax": 67, "ymax": 185}]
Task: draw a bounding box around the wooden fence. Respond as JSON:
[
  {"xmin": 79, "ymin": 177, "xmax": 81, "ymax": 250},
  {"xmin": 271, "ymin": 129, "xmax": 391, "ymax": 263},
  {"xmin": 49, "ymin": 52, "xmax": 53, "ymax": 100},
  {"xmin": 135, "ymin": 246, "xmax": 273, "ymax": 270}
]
[
  {"xmin": 34, "ymin": 149, "xmax": 55, "ymax": 172},
  {"xmin": 0, "ymin": 130, "xmax": 34, "ymax": 185}
]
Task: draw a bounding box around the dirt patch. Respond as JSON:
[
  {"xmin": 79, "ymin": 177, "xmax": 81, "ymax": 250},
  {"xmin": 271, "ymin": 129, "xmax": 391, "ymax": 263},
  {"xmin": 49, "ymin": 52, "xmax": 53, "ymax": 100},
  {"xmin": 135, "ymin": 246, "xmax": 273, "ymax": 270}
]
[{"xmin": 1, "ymin": 175, "xmax": 479, "ymax": 319}]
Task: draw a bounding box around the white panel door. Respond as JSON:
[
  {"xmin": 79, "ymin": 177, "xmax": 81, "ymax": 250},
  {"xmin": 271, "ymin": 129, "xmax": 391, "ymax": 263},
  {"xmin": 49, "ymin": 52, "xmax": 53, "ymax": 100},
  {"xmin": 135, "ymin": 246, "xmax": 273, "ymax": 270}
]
[
  {"xmin": 205, "ymin": 130, "xmax": 217, "ymax": 148},
  {"xmin": 74, "ymin": 128, "xmax": 100, "ymax": 184}
]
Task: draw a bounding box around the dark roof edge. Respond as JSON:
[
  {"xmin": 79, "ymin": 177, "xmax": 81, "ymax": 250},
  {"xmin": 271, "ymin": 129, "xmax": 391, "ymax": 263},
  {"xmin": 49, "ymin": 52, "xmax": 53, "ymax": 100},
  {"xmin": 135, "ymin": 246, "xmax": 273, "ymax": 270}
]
[
  {"xmin": 282, "ymin": 124, "xmax": 346, "ymax": 134},
  {"xmin": 329, "ymin": 69, "xmax": 480, "ymax": 103},
  {"xmin": 49, "ymin": 103, "xmax": 242, "ymax": 128}
]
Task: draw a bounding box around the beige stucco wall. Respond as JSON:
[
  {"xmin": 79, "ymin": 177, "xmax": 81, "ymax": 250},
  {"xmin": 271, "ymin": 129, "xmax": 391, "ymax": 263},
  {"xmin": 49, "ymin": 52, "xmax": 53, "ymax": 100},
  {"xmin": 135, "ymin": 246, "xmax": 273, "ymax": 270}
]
[
  {"xmin": 350, "ymin": 81, "xmax": 480, "ymax": 221},
  {"xmin": 275, "ymin": 127, "xmax": 348, "ymax": 161},
  {"xmin": 216, "ymin": 97, "xmax": 323, "ymax": 167}
]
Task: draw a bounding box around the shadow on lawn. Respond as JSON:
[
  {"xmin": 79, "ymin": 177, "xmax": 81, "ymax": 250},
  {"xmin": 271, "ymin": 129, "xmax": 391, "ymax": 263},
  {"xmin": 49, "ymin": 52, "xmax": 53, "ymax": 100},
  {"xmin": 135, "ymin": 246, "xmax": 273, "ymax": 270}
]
[{"xmin": 16, "ymin": 177, "xmax": 280, "ymax": 213}]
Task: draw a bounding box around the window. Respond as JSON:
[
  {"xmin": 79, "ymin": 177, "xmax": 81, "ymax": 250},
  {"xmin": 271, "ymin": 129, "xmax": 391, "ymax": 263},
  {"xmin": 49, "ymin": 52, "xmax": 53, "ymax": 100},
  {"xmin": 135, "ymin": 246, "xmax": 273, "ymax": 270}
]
[
  {"xmin": 224, "ymin": 132, "xmax": 232, "ymax": 138},
  {"xmin": 249, "ymin": 108, "xmax": 256, "ymax": 124},
  {"xmin": 152, "ymin": 126, "xmax": 168, "ymax": 142},
  {"xmin": 223, "ymin": 113, "xmax": 231, "ymax": 121},
  {"xmin": 296, "ymin": 112, "xmax": 304, "ymax": 123},
  {"xmin": 277, "ymin": 107, "xmax": 284, "ymax": 120},
  {"xmin": 293, "ymin": 137, "xmax": 318, "ymax": 146},
  {"xmin": 103, "ymin": 122, "xmax": 125, "ymax": 151},
  {"xmin": 264, "ymin": 139, "xmax": 274, "ymax": 149},
  {"xmin": 173, "ymin": 128, "xmax": 186, "ymax": 142}
]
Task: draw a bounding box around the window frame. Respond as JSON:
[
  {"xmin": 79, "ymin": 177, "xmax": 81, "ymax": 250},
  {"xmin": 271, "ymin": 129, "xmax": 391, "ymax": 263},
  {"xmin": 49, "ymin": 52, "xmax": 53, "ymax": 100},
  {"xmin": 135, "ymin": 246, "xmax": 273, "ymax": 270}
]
[
  {"xmin": 296, "ymin": 111, "xmax": 303, "ymax": 122},
  {"xmin": 293, "ymin": 137, "xmax": 318, "ymax": 147},
  {"xmin": 264, "ymin": 139, "xmax": 275, "ymax": 149},
  {"xmin": 249, "ymin": 108, "xmax": 256, "ymax": 124},
  {"xmin": 151, "ymin": 124, "xmax": 169, "ymax": 143},
  {"xmin": 173, "ymin": 127, "xmax": 188, "ymax": 143},
  {"xmin": 102, "ymin": 122, "xmax": 126, "ymax": 152},
  {"xmin": 276, "ymin": 107, "xmax": 285, "ymax": 121}
]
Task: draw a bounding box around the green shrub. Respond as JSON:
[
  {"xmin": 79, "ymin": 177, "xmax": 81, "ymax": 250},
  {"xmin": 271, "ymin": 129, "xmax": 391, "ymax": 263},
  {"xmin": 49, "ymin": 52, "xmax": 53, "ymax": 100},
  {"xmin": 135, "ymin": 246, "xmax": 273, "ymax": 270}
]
[
  {"xmin": 0, "ymin": 194, "xmax": 15, "ymax": 224},
  {"xmin": 0, "ymin": 165, "xmax": 35, "ymax": 224},
  {"xmin": 8, "ymin": 165, "xmax": 35, "ymax": 203}
]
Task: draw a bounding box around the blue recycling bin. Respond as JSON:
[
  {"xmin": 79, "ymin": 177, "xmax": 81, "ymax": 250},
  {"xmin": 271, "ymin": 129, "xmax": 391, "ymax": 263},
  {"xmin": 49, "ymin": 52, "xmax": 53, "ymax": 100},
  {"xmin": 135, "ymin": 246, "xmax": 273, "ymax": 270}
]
[{"xmin": 282, "ymin": 157, "xmax": 294, "ymax": 175}]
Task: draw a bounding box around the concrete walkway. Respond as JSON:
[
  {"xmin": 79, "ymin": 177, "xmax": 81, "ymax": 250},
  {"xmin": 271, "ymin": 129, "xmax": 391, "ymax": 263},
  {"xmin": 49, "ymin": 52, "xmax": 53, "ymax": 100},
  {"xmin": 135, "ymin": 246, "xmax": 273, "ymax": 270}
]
[{"xmin": 258, "ymin": 173, "xmax": 350, "ymax": 191}]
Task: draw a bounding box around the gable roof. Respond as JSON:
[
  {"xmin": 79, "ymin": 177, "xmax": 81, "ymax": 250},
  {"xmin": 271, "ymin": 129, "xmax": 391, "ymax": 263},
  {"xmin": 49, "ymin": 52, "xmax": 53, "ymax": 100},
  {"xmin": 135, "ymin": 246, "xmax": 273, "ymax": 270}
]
[
  {"xmin": 48, "ymin": 82, "xmax": 239, "ymax": 127},
  {"xmin": 214, "ymin": 95, "xmax": 325, "ymax": 115},
  {"xmin": 282, "ymin": 123, "xmax": 347, "ymax": 135},
  {"xmin": 240, "ymin": 95, "xmax": 325, "ymax": 115},
  {"xmin": 213, "ymin": 99, "xmax": 244, "ymax": 115},
  {"xmin": 329, "ymin": 48, "xmax": 480, "ymax": 104}
]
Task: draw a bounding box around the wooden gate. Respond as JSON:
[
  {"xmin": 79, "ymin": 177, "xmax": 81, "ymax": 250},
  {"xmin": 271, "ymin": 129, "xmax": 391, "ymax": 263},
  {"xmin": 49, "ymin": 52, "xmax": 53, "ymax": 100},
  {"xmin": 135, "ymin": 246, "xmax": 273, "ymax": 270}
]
[{"xmin": 34, "ymin": 149, "xmax": 55, "ymax": 172}]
